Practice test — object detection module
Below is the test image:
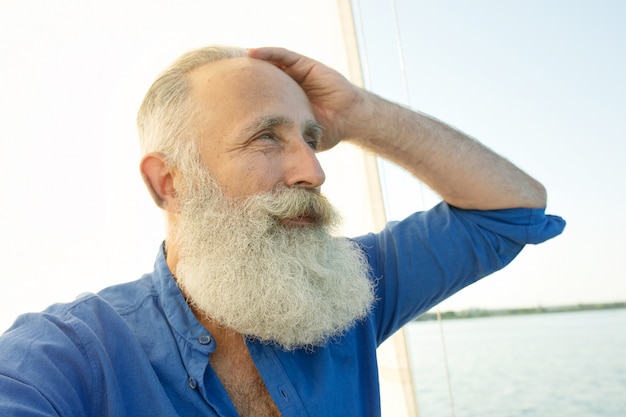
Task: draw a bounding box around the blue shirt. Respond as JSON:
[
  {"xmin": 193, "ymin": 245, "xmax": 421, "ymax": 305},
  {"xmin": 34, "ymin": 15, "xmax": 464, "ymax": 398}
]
[{"xmin": 0, "ymin": 203, "xmax": 564, "ymax": 416}]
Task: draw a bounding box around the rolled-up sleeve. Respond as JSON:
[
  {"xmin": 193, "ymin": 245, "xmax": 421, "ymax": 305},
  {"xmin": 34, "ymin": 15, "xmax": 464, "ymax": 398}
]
[{"xmin": 354, "ymin": 202, "xmax": 566, "ymax": 345}]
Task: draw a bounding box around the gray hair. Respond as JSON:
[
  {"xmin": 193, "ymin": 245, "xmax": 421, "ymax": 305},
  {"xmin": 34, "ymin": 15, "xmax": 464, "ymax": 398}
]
[{"xmin": 137, "ymin": 45, "xmax": 247, "ymax": 169}]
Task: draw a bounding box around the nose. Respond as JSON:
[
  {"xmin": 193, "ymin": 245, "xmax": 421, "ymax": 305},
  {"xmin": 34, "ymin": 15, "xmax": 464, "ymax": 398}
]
[{"xmin": 284, "ymin": 138, "xmax": 326, "ymax": 189}]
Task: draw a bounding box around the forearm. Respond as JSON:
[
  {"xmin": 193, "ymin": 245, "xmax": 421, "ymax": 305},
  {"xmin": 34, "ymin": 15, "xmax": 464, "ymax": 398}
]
[{"xmin": 343, "ymin": 91, "xmax": 547, "ymax": 210}]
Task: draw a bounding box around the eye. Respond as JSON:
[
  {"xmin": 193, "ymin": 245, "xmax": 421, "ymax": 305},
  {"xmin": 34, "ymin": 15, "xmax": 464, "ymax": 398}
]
[
  {"xmin": 303, "ymin": 122, "xmax": 323, "ymax": 151},
  {"xmin": 305, "ymin": 136, "xmax": 319, "ymax": 151},
  {"xmin": 256, "ymin": 131, "xmax": 277, "ymax": 141}
]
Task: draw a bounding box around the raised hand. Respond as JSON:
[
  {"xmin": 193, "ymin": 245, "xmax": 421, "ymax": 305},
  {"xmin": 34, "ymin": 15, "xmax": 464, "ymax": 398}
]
[{"xmin": 248, "ymin": 47, "xmax": 372, "ymax": 152}]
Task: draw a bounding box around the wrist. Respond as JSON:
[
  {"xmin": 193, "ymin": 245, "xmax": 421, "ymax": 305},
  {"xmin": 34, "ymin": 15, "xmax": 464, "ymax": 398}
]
[{"xmin": 340, "ymin": 90, "xmax": 383, "ymax": 142}]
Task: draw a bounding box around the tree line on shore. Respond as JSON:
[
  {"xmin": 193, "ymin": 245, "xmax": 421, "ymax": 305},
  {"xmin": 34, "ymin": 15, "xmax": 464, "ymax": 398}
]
[{"xmin": 414, "ymin": 301, "xmax": 626, "ymax": 321}]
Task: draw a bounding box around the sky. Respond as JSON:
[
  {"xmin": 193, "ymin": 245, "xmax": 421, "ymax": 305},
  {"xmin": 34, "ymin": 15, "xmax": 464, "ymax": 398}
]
[
  {"xmin": 353, "ymin": 0, "xmax": 626, "ymax": 312},
  {"xmin": 1, "ymin": 0, "xmax": 624, "ymax": 331}
]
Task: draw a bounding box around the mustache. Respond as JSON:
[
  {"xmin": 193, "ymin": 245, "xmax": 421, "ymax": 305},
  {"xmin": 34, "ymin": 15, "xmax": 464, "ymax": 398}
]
[{"xmin": 243, "ymin": 186, "xmax": 337, "ymax": 227}]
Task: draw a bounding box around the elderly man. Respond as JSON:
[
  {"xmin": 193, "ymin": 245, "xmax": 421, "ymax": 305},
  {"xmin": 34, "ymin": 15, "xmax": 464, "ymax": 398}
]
[{"xmin": 0, "ymin": 46, "xmax": 564, "ymax": 416}]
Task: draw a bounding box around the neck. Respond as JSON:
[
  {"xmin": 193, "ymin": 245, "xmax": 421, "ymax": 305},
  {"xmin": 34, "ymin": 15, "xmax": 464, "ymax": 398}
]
[{"xmin": 164, "ymin": 237, "xmax": 180, "ymax": 278}]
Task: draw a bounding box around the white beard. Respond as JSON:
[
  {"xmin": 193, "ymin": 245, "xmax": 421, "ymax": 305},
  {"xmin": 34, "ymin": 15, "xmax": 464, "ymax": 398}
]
[{"xmin": 170, "ymin": 165, "xmax": 375, "ymax": 350}]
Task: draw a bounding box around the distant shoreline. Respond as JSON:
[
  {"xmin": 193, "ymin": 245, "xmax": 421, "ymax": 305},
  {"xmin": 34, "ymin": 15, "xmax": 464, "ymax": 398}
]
[{"xmin": 415, "ymin": 302, "xmax": 626, "ymax": 321}]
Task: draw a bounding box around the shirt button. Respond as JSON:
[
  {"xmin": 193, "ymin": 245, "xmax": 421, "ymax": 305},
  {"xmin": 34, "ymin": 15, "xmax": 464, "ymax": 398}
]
[
  {"xmin": 188, "ymin": 376, "xmax": 197, "ymax": 390},
  {"xmin": 198, "ymin": 335, "xmax": 212, "ymax": 345}
]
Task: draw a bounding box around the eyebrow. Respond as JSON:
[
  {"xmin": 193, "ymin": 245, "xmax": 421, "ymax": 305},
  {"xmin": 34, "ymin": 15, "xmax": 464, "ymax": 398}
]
[
  {"xmin": 303, "ymin": 119, "xmax": 324, "ymax": 140},
  {"xmin": 242, "ymin": 115, "xmax": 323, "ymax": 139},
  {"xmin": 242, "ymin": 115, "xmax": 292, "ymax": 137}
]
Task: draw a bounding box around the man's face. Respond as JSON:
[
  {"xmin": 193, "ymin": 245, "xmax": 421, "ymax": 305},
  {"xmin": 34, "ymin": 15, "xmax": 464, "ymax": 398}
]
[
  {"xmin": 166, "ymin": 58, "xmax": 374, "ymax": 349},
  {"xmin": 186, "ymin": 57, "xmax": 326, "ymax": 217}
]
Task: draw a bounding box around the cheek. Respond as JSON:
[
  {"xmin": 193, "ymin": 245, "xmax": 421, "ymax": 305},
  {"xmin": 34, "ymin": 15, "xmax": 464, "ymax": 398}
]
[{"xmin": 219, "ymin": 158, "xmax": 282, "ymax": 198}]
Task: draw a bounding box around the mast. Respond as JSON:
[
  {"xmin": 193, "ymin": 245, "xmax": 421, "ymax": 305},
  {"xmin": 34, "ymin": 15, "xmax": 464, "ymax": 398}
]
[{"xmin": 334, "ymin": 1, "xmax": 419, "ymax": 415}]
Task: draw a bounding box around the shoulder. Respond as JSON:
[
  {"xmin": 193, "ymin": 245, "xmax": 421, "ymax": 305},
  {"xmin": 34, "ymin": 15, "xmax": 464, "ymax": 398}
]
[
  {"xmin": 0, "ymin": 277, "xmax": 153, "ymax": 372},
  {"xmin": 0, "ymin": 305, "xmax": 100, "ymax": 415},
  {"xmin": 0, "ymin": 276, "xmax": 159, "ymax": 415}
]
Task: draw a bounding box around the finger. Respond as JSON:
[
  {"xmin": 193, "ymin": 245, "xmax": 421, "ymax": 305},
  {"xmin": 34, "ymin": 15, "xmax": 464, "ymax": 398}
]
[
  {"xmin": 248, "ymin": 47, "xmax": 317, "ymax": 85},
  {"xmin": 247, "ymin": 47, "xmax": 300, "ymax": 67}
]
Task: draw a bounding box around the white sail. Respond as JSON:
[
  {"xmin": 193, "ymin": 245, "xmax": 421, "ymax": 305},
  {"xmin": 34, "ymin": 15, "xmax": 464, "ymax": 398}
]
[{"xmin": 331, "ymin": 2, "xmax": 419, "ymax": 416}]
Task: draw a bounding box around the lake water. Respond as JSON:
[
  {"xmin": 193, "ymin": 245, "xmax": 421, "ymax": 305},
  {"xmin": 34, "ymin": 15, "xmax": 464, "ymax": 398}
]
[{"xmin": 405, "ymin": 309, "xmax": 626, "ymax": 417}]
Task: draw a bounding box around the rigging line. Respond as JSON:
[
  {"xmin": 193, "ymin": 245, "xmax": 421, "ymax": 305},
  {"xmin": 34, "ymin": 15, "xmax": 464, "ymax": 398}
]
[
  {"xmin": 352, "ymin": 0, "xmax": 394, "ymax": 220},
  {"xmin": 352, "ymin": 1, "xmax": 418, "ymax": 417},
  {"xmin": 388, "ymin": 0, "xmax": 425, "ymax": 211},
  {"xmin": 436, "ymin": 309, "xmax": 456, "ymax": 417},
  {"xmin": 351, "ymin": 0, "xmax": 373, "ymax": 91},
  {"xmin": 389, "ymin": 0, "xmax": 411, "ymax": 108},
  {"xmin": 388, "ymin": 1, "xmax": 456, "ymax": 416}
]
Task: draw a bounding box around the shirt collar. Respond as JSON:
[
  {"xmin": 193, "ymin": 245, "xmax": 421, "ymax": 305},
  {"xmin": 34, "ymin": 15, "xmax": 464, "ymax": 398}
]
[{"xmin": 150, "ymin": 242, "xmax": 215, "ymax": 355}]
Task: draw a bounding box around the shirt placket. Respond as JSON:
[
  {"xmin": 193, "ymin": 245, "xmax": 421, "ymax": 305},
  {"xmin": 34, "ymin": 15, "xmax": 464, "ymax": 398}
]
[
  {"xmin": 246, "ymin": 341, "xmax": 310, "ymax": 417},
  {"xmin": 182, "ymin": 331, "xmax": 240, "ymax": 416}
]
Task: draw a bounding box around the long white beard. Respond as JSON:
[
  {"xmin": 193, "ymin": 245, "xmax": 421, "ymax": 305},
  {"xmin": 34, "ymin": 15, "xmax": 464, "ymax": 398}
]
[{"xmin": 171, "ymin": 166, "xmax": 375, "ymax": 350}]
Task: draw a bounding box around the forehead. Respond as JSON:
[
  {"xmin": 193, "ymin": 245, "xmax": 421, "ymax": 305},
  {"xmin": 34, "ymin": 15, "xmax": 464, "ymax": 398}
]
[
  {"xmin": 187, "ymin": 57, "xmax": 314, "ymax": 127},
  {"xmin": 189, "ymin": 56, "xmax": 292, "ymax": 87}
]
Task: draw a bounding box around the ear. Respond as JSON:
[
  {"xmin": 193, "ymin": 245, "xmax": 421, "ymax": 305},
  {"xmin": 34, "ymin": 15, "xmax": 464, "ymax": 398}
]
[{"xmin": 140, "ymin": 152, "xmax": 178, "ymax": 212}]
